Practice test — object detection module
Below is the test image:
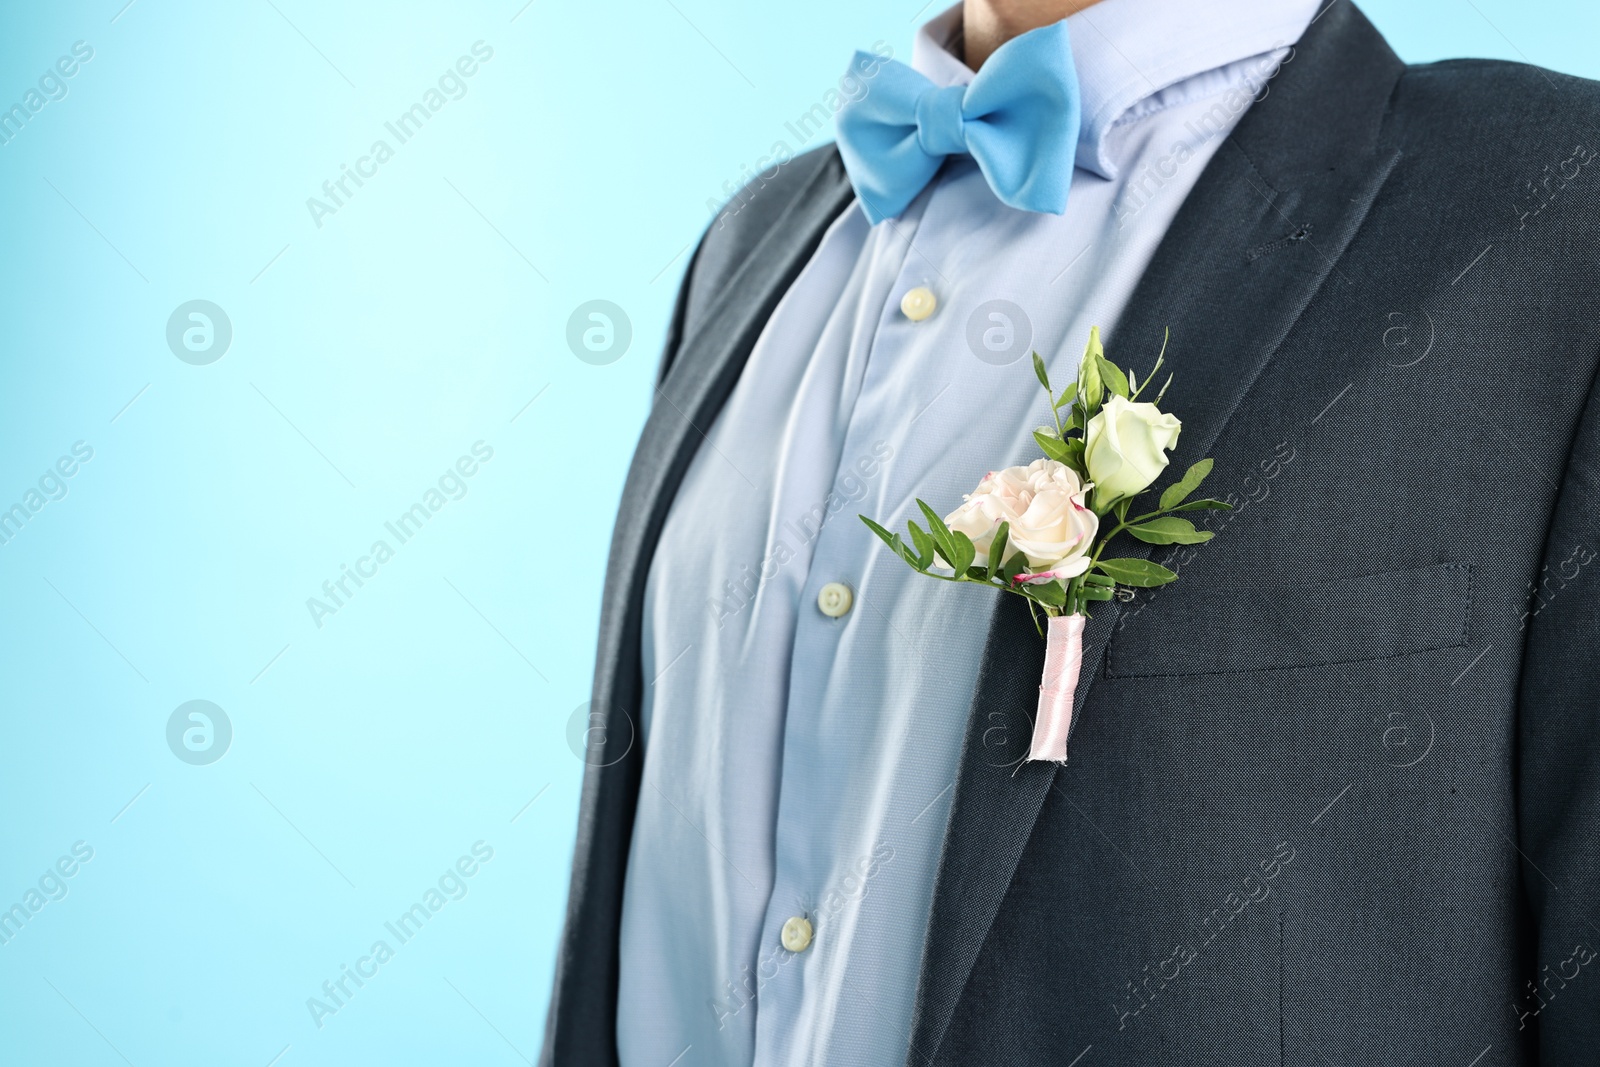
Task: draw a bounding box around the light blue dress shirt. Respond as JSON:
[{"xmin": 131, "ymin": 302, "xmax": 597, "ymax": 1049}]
[{"xmin": 617, "ymin": 2, "xmax": 1322, "ymax": 1065}]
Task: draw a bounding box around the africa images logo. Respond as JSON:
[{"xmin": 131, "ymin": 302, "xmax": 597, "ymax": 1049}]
[
  {"xmin": 166, "ymin": 700, "xmax": 232, "ymax": 766},
  {"xmin": 165, "ymin": 300, "xmax": 232, "ymax": 365}
]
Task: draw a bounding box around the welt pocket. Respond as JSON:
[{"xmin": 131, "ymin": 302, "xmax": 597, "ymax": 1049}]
[{"xmin": 1105, "ymin": 561, "xmax": 1474, "ymax": 678}]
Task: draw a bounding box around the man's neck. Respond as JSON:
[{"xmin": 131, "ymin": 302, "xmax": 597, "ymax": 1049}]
[{"xmin": 962, "ymin": 0, "xmax": 1102, "ymax": 70}]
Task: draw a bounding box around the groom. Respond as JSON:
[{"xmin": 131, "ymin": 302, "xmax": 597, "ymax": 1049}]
[{"xmin": 544, "ymin": 0, "xmax": 1600, "ymax": 1064}]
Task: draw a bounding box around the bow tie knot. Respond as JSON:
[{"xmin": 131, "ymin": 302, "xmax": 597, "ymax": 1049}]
[
  {"xmin": 914, "ymin": 85, "xmax": 970, "ymax": 157},
  {"xmin": 835, "ymin": 20, "xmax": 1082, "ymax": 224}
]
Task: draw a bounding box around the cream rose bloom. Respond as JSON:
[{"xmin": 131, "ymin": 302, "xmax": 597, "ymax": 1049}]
[
  {"xmin": 1084, "ymin": 395, "xmax": 1182, "ymax": 505},
  {"xmin": 942, "ymin": 458, "xmax": 1098, "ymax": 583}
]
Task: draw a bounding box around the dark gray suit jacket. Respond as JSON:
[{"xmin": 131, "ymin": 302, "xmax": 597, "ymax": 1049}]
[{"xmin": 543, "ymin": 4, "xmax": 1600, "ymax": 1063}]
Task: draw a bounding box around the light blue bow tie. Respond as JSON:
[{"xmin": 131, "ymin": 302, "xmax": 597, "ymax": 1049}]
[{"xmin": 835, "ymin": 21, "xmax": 1081, "ymax": 225}]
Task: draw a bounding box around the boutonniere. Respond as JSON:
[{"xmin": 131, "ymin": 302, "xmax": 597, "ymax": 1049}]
[{"xmin": 860, "ymin": 328, "xmax": 1231, "ymax": 763}]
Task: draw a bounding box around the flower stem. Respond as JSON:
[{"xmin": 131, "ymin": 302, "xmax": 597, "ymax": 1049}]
[
  {"xmin": 1086, "ymin": 501, "xmax": 1172, "ymax": 571},
  {"xmin": 1044, "ymin": 381, "xmax": 1067, "ymax": 442}
]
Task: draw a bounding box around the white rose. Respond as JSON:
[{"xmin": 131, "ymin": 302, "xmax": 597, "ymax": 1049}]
[
  {"xmin": 943, "ymin": 458, "xmax": 1098, "ymax": 584},
  {"xmin": 1083, "ymin": 395, "xmax": 1182, "ymax": 506}
]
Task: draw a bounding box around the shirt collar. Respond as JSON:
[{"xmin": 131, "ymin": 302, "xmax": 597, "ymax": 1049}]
[{"xmin": 911, "ymin": 0, "xmax": 1325, "ymax": 179}]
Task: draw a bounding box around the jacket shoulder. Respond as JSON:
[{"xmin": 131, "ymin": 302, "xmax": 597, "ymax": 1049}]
[
  {"xmin": 680, "ymin": 144, "xmax": 849, "ymax": 335},
  {"xmin": 1392, "ymin": 57, "xmax": 1600, "ymax": 146},
  {"xmin": 1384, "ymin": 58, "xmax": 1600, "ymax": 243}
]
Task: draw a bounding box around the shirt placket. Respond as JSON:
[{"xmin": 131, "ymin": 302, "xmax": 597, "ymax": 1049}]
[{"xmin": 749, "ymin": 181, "xmax": 967, "ymax": 1066}]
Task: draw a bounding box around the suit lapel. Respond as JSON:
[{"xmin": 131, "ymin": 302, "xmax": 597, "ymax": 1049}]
[{"xmin": 907, "ymin": 4, "xmax": 1406, "ymax": 1061}]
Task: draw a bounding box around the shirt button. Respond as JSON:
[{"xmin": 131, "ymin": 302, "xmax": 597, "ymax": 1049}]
[
  {"xmin": 900, "ymin": 286, "xmax": 937, "ymax": 322},
  {"xmin": 817, "ymin": 581, "xmax": 853, "ymax": 618},
  {"xmin": 781, "ymin": 916, "xmax": 814, "ymax": 952}
]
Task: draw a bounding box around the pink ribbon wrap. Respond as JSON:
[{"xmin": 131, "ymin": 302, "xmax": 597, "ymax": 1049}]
[{"xmin": 1029, "ymin": 613, "xmax": 1086, "ymax": 763}]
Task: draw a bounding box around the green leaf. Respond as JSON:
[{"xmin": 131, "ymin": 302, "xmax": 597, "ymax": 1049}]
[
  {"xmin": 860, "ymin": 515, "xmax": 898, "ymax": 550},
  {"xmin": 861, "ymin": 515, "xmax": 921, "ymax": 569},
  {"xmin": 1171, "ymin": 498, "xmax": 1233, "ymax": 512},
  {"xmin": 1158, "ymin": 458, "xmax": 1213, "ymax": 511},
  {"xmin": 999, "ymin": 546, "xmax": 1029, "ymax": 585},
  {"xmin": 916, "ymin": 499, "xmax": 957, "ymax": 563},
  {"xmin": 906, "ymin": 520, "xmax": 936, "ymax": 570},
  {"xmin": 1126, "ymin": 516, "xmax": 1215, "ymax": 545},
  {"xmin": 1034, "ymin": 429, "xmax": 1071, "ymax": 462},
  {"xmin": 987, "ymin": 521, "xmax": 1011, "ymax": 583},
  {"xmin": 1032, "ymin": 351, "xmax": 1051, "ymax": 393},
  {"xmin": 1095, "ymin": 353, "xmax": 1130, "ymax": 399},
  {"xmin": 1059, "ymin": 438, "xmax": 1086, "ymax": 473},
  {"xmin": 1081, "ymin": 570, "xmax": 1115, "ymax": 587},
  {"xmin": 1052, "ymin": 380, "xmax": 1078, "ymax": 411},
  {"xmin": 1095, "ymin": 557, "xmax": 1179, "ymax": 587},
  {"xmin": 1114, "ymin": 497, "xmax": 1133, "ymax": 522},
  {"xmin": 947, "ymin": 530, "xmax": 977, "ymax": 576},
  {"xmin": 1026, "ymin": 580, "xmax": 1067, "ymax": 608}
]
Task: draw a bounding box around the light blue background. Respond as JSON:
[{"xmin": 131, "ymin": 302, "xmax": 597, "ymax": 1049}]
[{"xmin": 0, "ymin": 1, "xmax": 1593, "ymax": 1063}]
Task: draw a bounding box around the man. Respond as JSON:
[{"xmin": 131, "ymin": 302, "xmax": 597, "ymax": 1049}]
[{"xmin": 544, "ymin": 0, "xmax": 1600, "ymax": 1063}]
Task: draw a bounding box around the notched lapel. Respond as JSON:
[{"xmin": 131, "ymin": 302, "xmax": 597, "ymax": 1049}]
[{"xmin": 905, "ymin": 5, "xmax": 1407, "ymax": 1063}]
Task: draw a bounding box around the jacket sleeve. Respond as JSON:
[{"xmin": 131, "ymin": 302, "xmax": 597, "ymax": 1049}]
[
  {"xmin": 1517, "ymin": 366, "xmax": 1600, "ymax": 1061},
  {"xmin": 537, "ymin": 227, "xmax": 708, "ymax": 1067}
]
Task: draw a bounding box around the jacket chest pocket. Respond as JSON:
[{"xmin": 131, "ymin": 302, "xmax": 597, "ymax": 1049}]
[{"xmin": 1106, "ymin": 561, "xmax": 1474, "ymax": 678}]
